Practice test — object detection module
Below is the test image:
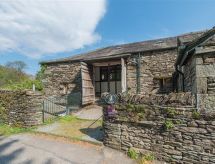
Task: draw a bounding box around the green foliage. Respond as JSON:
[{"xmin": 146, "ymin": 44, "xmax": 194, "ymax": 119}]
[
  {"xmin": 3, "ymin": 79, "xmax": 43, "ymax": 91},
  {"xmin": 114, "ymin": 104, "xmax": 126, "ymax": 111},
  {"xmin": 137, "ymin": 112, "xmax": 145, "ymax": 119},
  {"xmin": 0, "ymin": 124, "xmax": 33, "ymax": 136},
  {"xmin": 134, "ymin": 105, "xmax": 145, "ymax": 112},
  {"xmin": 43, "ymin": 117, "xmax": 59, "ymax": 125},
  {"xmin": 137, "ymin": 153, "xmax": 155, "ymax": 163},
  {"xmin": 163, "ymin": 119, "xmax": 174, "ymax": 130},
  {"xmin": 127, "ymin": 148, "xmax": 139, "ymax": 159},
  {"xmin": 0, "ymin": 65, "xmax": 29, "ymax": 88},
  {"xmin": 126, "ymin": 104, "xmax": 135, "ymax": 112},
  {"xmin": 175, "ymin": 120, "xmax": 183, "ymax": 125},
  {"xmin": 165, "ymin": 107, "xmax": 179, "ymax": 118},
  {"xmin": 142, "ymin": 153, "xmax": 155, "ymax": 161},
  {"xmin": 36, "ymin": 64, "xmax": 47, "ymax": 80},
  {"xmin": 192, "ymin": 111, "xmax": 201, "ymax": 119}
]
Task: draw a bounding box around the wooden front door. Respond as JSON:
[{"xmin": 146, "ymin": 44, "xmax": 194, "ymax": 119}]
[{"xmin": 81, "ymin": 62, "xmax": 95, "ymax": 105}]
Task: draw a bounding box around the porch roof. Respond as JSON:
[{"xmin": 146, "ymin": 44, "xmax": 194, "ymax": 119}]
[{"xmin": 40, "ymin": 30, "xmax": 207, "ymax": 65}]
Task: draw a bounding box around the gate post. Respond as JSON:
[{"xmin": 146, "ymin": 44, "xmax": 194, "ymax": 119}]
[
  {"xmin": 66, "ymin": 95, "xmax": 69, "ymax": 115},
  {"xmin": 42, "ymin": 101, "xmax": 45, "ymax": 123}
]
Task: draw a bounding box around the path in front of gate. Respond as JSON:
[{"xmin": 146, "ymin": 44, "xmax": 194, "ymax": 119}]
[
  {"xmin": 73, "ymin": 104, "xmax": 103, "ymax": 120},
  {"xmin": 0, "ymin": 133, "xmax": 134, "ymax": 164},
  {"xmin": 37, "ymin": 105, "xmax": 104, "ymax": 144}
]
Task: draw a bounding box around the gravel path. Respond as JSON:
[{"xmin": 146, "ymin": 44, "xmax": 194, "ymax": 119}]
[{"xmin": 0, "ymin": 133, "xmax": 134, "ymax": 164}]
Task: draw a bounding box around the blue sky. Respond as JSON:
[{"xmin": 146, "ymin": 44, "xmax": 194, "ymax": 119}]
[{"xmin": 0, "ymin": 0, "xmax": 215, "ymax": 75}]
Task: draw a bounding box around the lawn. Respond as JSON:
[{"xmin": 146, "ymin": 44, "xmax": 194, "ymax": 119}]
[{"xmin": 37, "ymin": 115, "xmax": 103, "ymax": 143}]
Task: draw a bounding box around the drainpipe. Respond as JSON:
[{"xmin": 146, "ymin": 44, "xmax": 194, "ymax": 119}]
[
  {"xmin": 175, "ymin": 65, "xmax": 185, "ymax": 92},
  {"xmin": 136, "ymin": 53, "xmax": 141, "ymax": 94}
]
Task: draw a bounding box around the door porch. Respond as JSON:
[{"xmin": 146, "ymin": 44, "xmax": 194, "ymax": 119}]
[{"xmin": 81, "ymin": 58, "xmax": 127, "ymax": 105}]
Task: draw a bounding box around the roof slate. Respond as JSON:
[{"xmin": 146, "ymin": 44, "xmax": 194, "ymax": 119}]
[{"xmin": 41, "ymin": 30, "xmax": 208, "ymax": 64}]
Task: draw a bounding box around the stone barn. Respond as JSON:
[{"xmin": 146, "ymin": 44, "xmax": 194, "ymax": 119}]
[{"xmin": 41, "ymin": 27, "xmax": 215, "ymax": 109}]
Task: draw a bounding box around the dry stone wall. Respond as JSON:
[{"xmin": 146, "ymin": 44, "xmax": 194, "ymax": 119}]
[
  {"xmin": 0, "ymin": 90, "xmax": 44, "ymax": 127},
  {"xmin": 127, "ymin": 49, "xmax": 177, "ymax": 95},
  {"xmin": 103, "ymin": 104, "xmax": 215, "ymax": 164}
]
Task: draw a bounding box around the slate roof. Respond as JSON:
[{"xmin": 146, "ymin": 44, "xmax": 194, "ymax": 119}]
[{"xmin": 41, "ymin": 30, "xmax": 208, "ymax": 64}]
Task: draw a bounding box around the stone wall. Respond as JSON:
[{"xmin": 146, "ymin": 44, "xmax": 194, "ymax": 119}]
[
  {"xmin": 127, "ymin": 49, "xmax": 177, "ymax": 95},
  {"xmin": 197, "ymin": 94, "xmax": 215, "ymax": 112},
  {"xmin": 0, "ymin": 90, "xmax": 44, "ymax": 127},
  {"xmin": 103, "ymin": 104, "xmax": 215, "ymax": 163},
  {"xmin": 42, "ymin": 62, "xmax": 82, "ymax": 105},
  {"xmin": 117, "ymin": 92, "xmax": 195, "ymax": 107},
  {"xmin": 196, "ymin": 54, "xmax": 215, "ymax": 94}
]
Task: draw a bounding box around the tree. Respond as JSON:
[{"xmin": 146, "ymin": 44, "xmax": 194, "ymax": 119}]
[{"xmin": 5, "ymin": 61, "xmax": 27, "ymax": 72}]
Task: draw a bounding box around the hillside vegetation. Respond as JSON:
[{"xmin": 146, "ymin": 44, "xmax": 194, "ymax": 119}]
[{"xmin": 0, "ymin": 61, "xmax": 43, "ymax": 91}]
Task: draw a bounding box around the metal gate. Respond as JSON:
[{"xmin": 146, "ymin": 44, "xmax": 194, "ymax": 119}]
[{"xmin": 42, "ymin": 96, "xmax": 68, "ymax": 122}]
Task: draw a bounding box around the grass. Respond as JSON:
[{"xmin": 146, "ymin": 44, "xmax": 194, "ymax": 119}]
[
  {"xmin": 127, "ymin": 148, "xmax": 139, "ymax": 159},
  {"xmin": 38, "ymin": 115, "xmax": 103, "ymax": 144},
  {"xmin": 137, "ymin": 153, "xmax": 155, "ymax": 164},
  {"xmin": 0, "ymin": 124, "xmax": 34, "ymax": 136}
]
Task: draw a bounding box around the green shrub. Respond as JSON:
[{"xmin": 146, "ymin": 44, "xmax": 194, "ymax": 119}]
[
  {"xmin": 163, "ymin": 119, "xmax": 174, "ymax": 130},
  {"xmin": 137, "ymin": 112, "xmax": 145, "ymax": 120},
  {"xmin": 192, "ymin": 111, "xmax": 201, "ymax": 119},
  {"xmin": 126, "ymin": 104, "xmax": 135, "ymax": 112},
  {"xmin": 114, "ymin": 104, "xmax": 125, "ymax": 111},
  {"xmin": 165, "ymin": 108, "xmax": 178, "ymax": 118},
  {"xmin": 127, "ymin": 148, "xmax": 139, "ymax": 159},
  {"xmin": 36, "ymin": 64, "xmax": 47, "ymax": 80},
  {"xmin": 137, "ymin": 153, "xmax": 155, "ymax": 163},
  {"xmin": 142, "ymin": 153, "xmax": 155, "ymax": 161}
]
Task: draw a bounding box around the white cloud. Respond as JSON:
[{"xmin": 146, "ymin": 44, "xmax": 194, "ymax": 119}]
[{"xmin": 0, "ymin": 0, "xmax": 106, "ymax": 58}]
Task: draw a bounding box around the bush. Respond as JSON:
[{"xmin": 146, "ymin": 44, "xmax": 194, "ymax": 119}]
[
  {"xmin": 127, "ymin": 148, "xmax": 139, "ymax": 159},
  {"xmin": 165, "ymin": 107, "xmax": 179, "ymax": 118},
  {"xmin": 36, "ymin": 64, "xmax": 47, "ymax": 81},
  {"xmin": 126, "ymin": 104, "xmax": 135, "ymax": 112}
]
